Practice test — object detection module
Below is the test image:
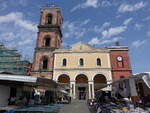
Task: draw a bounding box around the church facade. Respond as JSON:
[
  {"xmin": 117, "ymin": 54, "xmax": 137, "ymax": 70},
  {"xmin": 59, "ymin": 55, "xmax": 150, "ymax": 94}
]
[
  {"xmin": 53, "ymin": 42, "xmax": 112, "ymax": 99},
  {"xmin": 32, "ymin": 6, "xmax": 132, "ymax": 99}
]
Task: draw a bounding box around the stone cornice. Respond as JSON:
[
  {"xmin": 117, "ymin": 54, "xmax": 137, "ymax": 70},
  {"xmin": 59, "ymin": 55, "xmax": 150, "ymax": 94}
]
[
  {"xmin": 41, "ymin": 6, "xmax": 61, "ymax": 11},
  {"xmin": 53, "ymin": 50, "xmax": 109, "ymax": 54},
  {"xmin": 111, "ymin": 69, "xmax": 132, "ymax": 72},
  {"xmin": 38, "ymin": 25, "xmax": 62, "ymax": 37},
  {"xmin": 31, "ymin": 70, "xmax": 53, "ymax": 73},
  {"xmin": 106, "ymin": 46, "xmax": 128, "ymax": 51},
  {"xmin": 35, "ymin": 47, "xmax": 58, "ymax": 52},
  {"xmin": 54, "ymin": 68, "xmax": 111, "ymax": 71}
]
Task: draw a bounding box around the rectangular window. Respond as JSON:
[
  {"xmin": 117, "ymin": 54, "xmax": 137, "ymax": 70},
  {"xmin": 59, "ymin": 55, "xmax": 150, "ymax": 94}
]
[{"xmin": 117, "ymin": 61, "xmax": 124, "ymax": 68}]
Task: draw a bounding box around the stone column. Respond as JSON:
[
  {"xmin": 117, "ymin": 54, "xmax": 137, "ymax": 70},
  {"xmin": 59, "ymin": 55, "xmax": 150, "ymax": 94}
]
[
  {"xmin": 70, "ymin": 81, "xmax": 76, "ymax": 99},
  {"xmin": 88, "ymin": 81, "xmax": 95, "ymax": 99},
  {"xmin": 70, "ymin": 82, "xmax": 73, "ymax": 96},
  {"xmin": 88, "ymin": 82, "xmax": 91, "ymax": 99},
  {"xmin": 92, "ymin": 82, "xmax": 95, "ymax": 99},
  {"xmin": 88, "ymin": 81, "xmax": 94, "ymax": 99}
]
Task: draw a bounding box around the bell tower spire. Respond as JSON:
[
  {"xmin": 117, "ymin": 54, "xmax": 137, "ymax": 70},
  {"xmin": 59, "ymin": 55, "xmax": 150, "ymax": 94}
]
[
  {"xmin": 37, "ymin": 6, "xmax": 63, "ymax": 49},
  {"xmin": 32, "ymin": 6, "xmax": 63, "ymax": 79}
]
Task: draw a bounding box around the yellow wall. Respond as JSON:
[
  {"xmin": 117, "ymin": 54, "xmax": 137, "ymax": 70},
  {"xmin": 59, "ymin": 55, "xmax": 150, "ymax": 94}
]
[
  {"xmin": 54, "ymin": 52, "xmax": 111, "ymax": 69},
  {"xmin": 53, "ymin": 42, "xmax": 112, "ymax": 83}
]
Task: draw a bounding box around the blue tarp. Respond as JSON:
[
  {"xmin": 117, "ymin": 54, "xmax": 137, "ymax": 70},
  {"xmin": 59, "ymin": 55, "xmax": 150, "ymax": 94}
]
[
  {"xmin": 4, "ymin": 104, "xmax": 63, "ymax": 113},
  {"xmin": 4, "ymin": 110, "xmax": 15, "ymax": 113}
]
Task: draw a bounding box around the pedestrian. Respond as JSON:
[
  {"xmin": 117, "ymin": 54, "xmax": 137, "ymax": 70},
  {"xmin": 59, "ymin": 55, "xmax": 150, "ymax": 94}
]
[{"xmin": 69, "ymin": 96, "xmax": 71, "ymax": 104}]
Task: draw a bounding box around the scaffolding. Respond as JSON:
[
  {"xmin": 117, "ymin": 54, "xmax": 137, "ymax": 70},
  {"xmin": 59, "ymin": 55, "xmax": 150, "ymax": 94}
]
[{"xmin": 0, "ymin": 44, "xmax": 29, "ymax": 75}]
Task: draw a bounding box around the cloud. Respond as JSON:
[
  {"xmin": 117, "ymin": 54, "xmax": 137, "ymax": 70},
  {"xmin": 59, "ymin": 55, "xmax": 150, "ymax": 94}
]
[
  {"xmin": 134, "ymin": 23, "xmax": 143, "ymax": 30},
  {"xmin": 0, "ymin": 32, "xmax": 16, "ymax": 41},
  {"xmin": 93, "ymin": 22, "xmax": 111, "ymax": 33},
  {"xmin": 0, "ymin": 28, "xmax": 36, "ymax": 48},
  {"xmin": 132, "ymin": 40, "xmax": 146, "ymax": 48},
  {"xmin": 18, "ymin": 39, "xmax": 32, "ymax": 46},
  {"xmin": 118, "ymin": 2, "xmax": 146, "ymax": 13},
  {"xmin": 63, "ymin": 20, "xmax": 87, "ymax": 39},
  {"xmin": 102, "ymin": 22, "xmax": 111, "ymax": 28},
  {"xmin": 101, "ymin": 1, "xmax": 111, "ymax": 7},
  {"xmin": 71, "ymin": 0, "xmax": 112, "ymax": 12},
  {"xmin": 0, "ymin": 12, "xmax": 37, "ymax": 31},
  {"xmin": 0, "ymin": 12, "xmax": 37, "ymax": 58},
  {"xmin": 71, "ymin": 0, "xmax": 99, "ymax": 12},
  {"xmin": 89, "ymin": 37, "xmax": 121, "ymax": 46},
  {"xmin": 80, "ymin": 19, "xmax": 90, "ymax": 26},
  {"xmin": 92, "ymin": 22, "xmax": 127, "ymax": 40},
  {"xmin": 102, "ymin": 26, "xmax": 127, "ymax": 38},
  {"xmin": 88, "ymin": 37, "xmax": 100, "ymax": 45},
  {"xmin": 0, "ymin": 1, "xmax": 7, "ymax": 10},
  {"xmin": 83, "ymin": 0, "xmax": 99, "ymax": 8},
  {"xmin": 63, "ymin": 20, "xmax": 127, "ymax": 45},
  {"xmin": 123, "ymin": 17, "xmax": 133, "ymax": 25},
  {"xmin": 63, "ymin": 20, "xmax": 111, "ymax": 41}
]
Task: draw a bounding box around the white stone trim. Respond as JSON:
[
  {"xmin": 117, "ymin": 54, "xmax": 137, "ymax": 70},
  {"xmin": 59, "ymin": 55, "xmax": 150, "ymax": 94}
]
[
  {"xmin": 70, "ymin": 81, "xmax": 76, "ymax": 99},
  {"xmin": 88, "ymin": 81, "xmax": 95, "ymax": 99}
]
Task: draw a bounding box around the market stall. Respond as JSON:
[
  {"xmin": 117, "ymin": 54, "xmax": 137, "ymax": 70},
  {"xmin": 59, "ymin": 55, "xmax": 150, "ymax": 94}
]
[
  {"xmin": 93, "ymin": 73, "xmax": 150, "ymax": 113},
  {"xmin": 0, "ymin": 74, "xmax": 58, "ymax": 112}
]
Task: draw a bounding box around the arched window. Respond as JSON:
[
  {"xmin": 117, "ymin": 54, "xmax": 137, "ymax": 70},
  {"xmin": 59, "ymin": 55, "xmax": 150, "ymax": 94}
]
[
  {"xmin": 79, "ymin": 58, "xmax": 84, "ymax": 66},
  {"xmin": 97, "ymin": 58, "xmax": 101, "ymax": 66},
  {"xmin": 46, "ymin": 14, "xmax": 52, "ymax": 24},
  {"xmin": 41, "ymin": 57, "xmax": 48, "ymax": 70},
  {"xmin": 44, "ymin": 37, "xmax": 51, "ymax": 47},
  {"xmin": 62, "ymin": 59, "xmax": 67, "ymax": 66}
]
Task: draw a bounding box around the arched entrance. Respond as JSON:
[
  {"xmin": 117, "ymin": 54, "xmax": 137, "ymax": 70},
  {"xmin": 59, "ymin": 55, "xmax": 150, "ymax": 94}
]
[
  {"xmin": 75, "ymin": 74, "xmax": 88, "ymax": 100},
  {"xmin": 94, "ymin": 74, "xmax": 107, "ymax": 97},
  {"xmin": 58, "ymin": 74, "xmax": 70, "ymax": 84},
  {"xmin": 58, "ymin": 74, "xmax": 70, "ymax": 93}
]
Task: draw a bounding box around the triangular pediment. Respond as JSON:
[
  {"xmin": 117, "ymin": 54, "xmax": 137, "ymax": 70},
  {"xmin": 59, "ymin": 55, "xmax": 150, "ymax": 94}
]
[{"xmin": 71, "ymin": 42, "xmax": 93, "ymax": 51}]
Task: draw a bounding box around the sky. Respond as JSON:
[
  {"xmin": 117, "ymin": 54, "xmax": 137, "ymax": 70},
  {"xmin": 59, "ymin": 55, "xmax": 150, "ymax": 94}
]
[{"xmin": 0, "ymin": 0, "xmax": 150, "ymax": 74}]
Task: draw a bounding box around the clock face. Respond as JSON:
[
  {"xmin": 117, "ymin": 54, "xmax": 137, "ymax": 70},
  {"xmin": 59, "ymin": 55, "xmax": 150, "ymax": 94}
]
[{"xmin": 117, "ymin": 56, "xmax": 123, "ymax": 61}]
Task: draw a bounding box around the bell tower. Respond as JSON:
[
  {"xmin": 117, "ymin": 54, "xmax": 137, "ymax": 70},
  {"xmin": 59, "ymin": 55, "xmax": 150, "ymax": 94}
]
[{"xmin": 32, "ymin": 6, "xmax": 63, "ymax": 79}]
